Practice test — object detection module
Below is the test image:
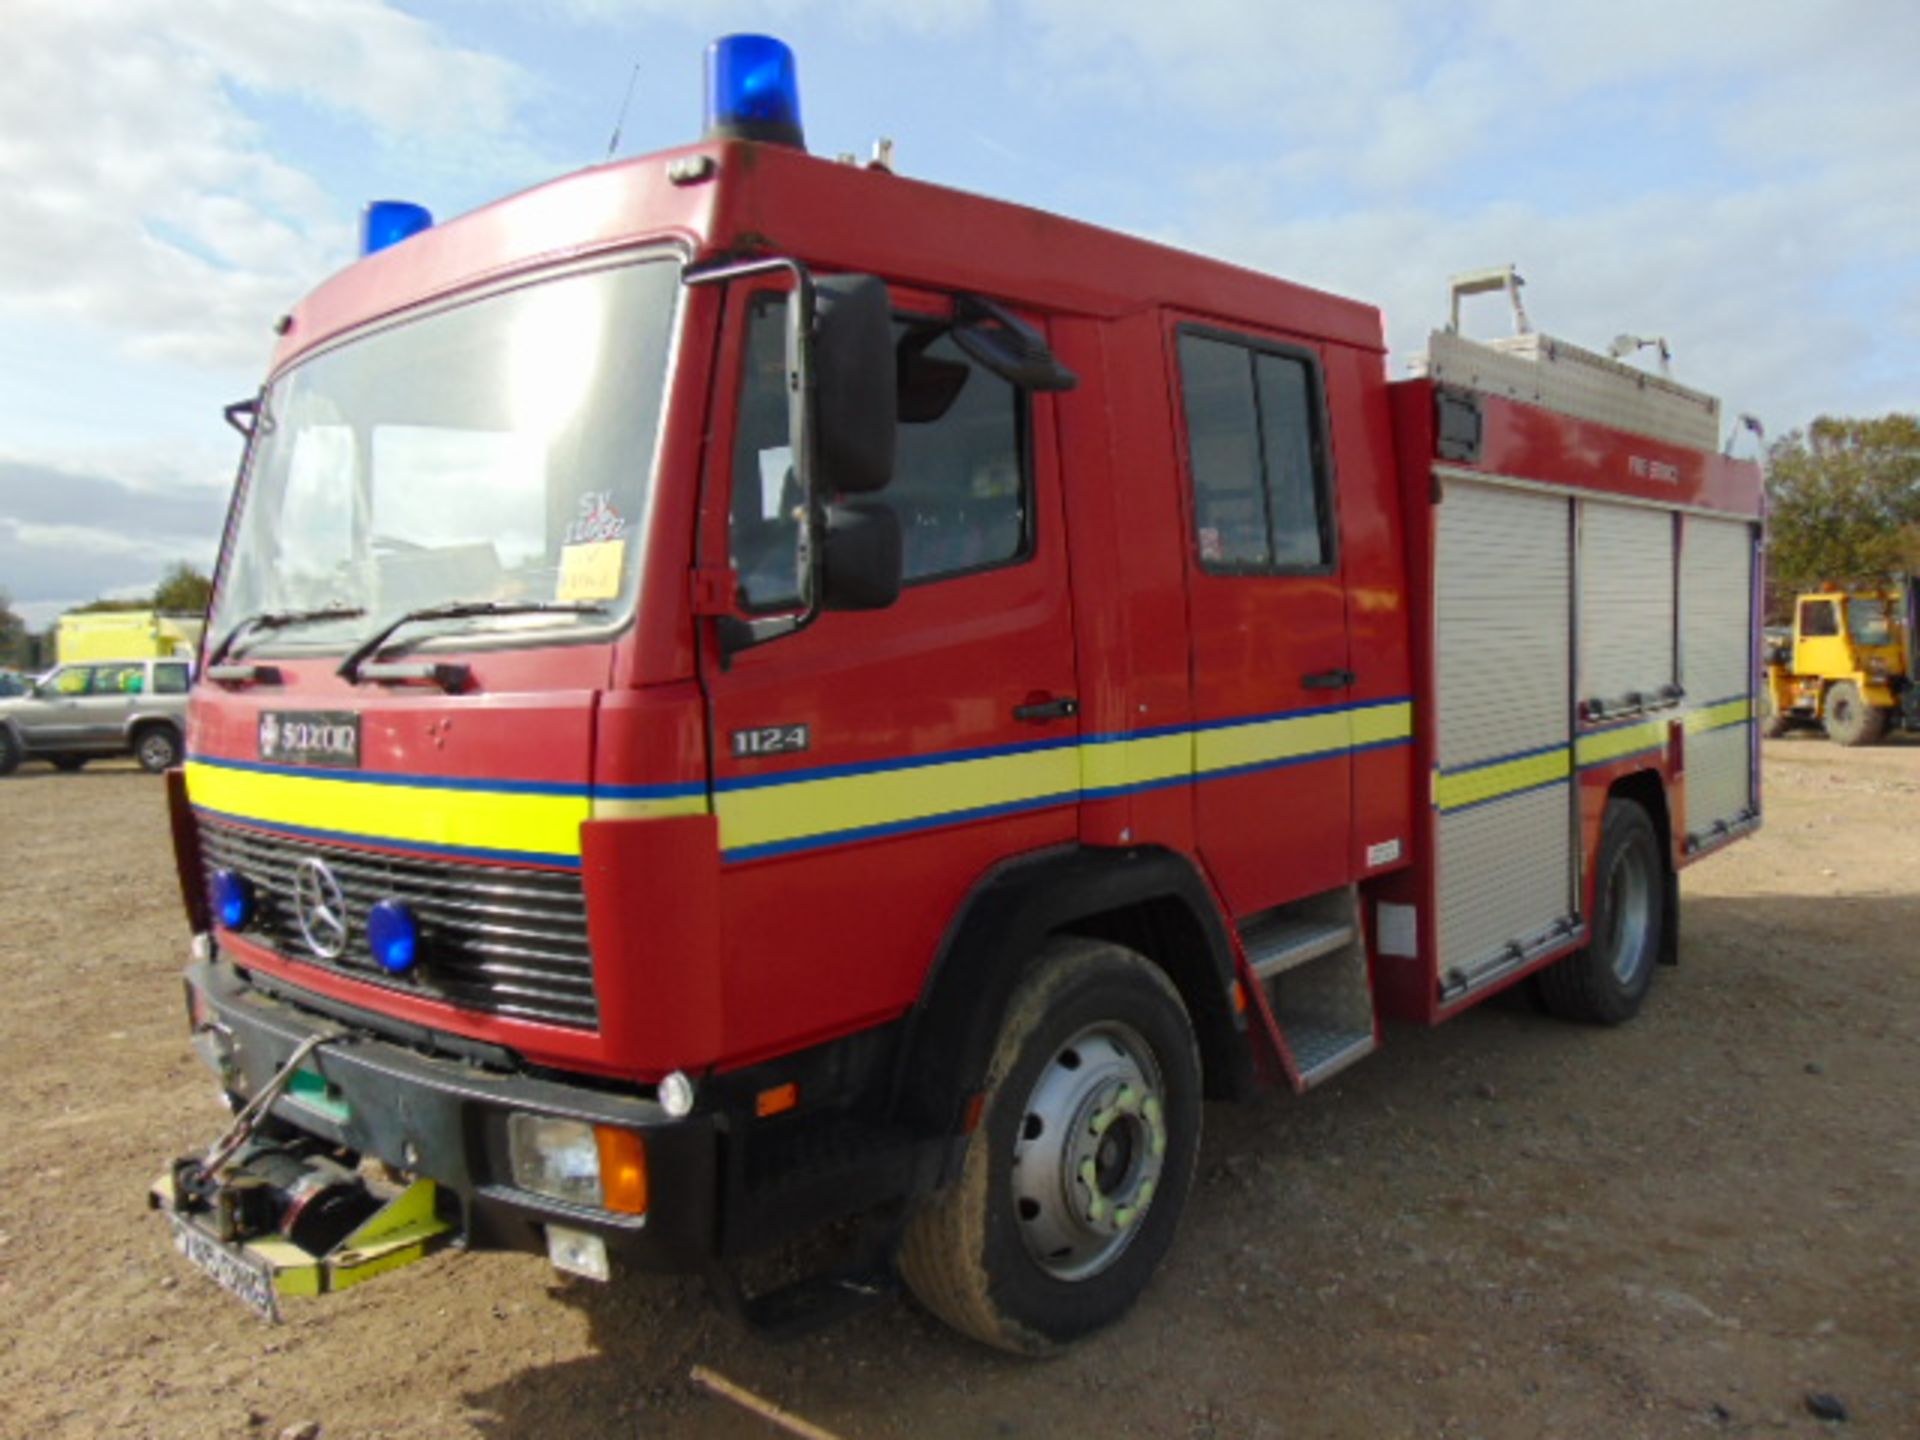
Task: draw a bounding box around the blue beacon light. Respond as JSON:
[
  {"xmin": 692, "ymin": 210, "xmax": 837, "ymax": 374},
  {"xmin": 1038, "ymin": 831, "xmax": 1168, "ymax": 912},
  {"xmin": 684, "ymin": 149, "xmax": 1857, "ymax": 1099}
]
[
  {"xmin": 704, "ymin": 34, "xmax": 805, "ymax": 150},
  {"xmin": 360, "ymin": 199, "xmax": 434, "ymax": 257},
  {"xmin": 366, "ymin": 899, "xmax": 420, "ymax": 975},
  {"xmin": 212, "ymin": 869, "xmax": 254, "ymax": 929}
]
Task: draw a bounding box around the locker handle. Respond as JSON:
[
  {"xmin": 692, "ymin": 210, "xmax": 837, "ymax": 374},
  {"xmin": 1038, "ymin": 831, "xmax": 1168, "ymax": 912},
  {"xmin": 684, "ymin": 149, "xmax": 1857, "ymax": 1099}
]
[{"xmin": 1301, "ymin": 669, "xmax": 1356, "ymax": 690}]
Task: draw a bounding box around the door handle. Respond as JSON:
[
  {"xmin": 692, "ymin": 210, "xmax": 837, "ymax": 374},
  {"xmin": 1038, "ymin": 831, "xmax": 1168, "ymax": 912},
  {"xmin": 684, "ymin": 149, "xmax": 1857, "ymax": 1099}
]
[
  {"xmin": 1301, "ymin": 669, "xmax": 1356, "ymax": 690},
  {"xmin": 1013, "ymin": 696, "xmax": 1079, "ymax": 723}
]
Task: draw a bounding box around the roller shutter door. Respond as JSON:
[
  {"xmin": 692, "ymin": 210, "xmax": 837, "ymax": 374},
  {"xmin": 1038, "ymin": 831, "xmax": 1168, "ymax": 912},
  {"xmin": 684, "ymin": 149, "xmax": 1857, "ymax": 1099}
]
[
  {"xmin": 1681, "ymin": 516, "xmax": 1758, "ymax": 843},
  {"xmin": 1579, "ymin": 501, "xmax": 1675, "ymax": 708},
  {"xmin": 1434, "ymin": 481, "xmax": 1576, "ymax": 984}
]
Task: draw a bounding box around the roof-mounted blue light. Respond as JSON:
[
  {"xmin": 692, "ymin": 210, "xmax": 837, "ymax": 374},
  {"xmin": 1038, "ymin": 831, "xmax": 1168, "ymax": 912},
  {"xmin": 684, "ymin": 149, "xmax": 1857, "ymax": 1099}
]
[
  {"xmin": 361, "ymin": 200, "xmax": 434, "ymax": 257},
  {"xmin": 704, "ymin": 34, "xmax": 805, "ymax": 150}
]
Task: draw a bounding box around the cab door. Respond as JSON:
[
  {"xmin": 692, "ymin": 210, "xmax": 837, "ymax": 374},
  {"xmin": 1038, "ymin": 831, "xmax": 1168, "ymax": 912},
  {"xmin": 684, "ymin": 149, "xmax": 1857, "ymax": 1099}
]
[
  {"xmin": 696, "ymin": 280, "xmax": 1080, "ymax": 1059},
  {"xmin": 1171, "ymin": 321, "xmax": 1354, "ymax": 917}
]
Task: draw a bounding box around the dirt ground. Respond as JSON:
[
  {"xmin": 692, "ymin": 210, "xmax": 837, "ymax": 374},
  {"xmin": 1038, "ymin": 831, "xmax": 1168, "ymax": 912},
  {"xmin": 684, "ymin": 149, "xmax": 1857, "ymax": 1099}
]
[{"xmin": 1, "ymin": 737, "xmax": 1915, "ymax": 1440}]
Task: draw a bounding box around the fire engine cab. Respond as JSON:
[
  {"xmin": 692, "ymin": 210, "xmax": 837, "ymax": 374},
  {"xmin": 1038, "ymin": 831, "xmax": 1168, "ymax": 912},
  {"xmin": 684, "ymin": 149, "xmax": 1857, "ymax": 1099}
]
[{"xmin": 153, "ymin": 37, "xmax": 1764, "ymax": 1352}]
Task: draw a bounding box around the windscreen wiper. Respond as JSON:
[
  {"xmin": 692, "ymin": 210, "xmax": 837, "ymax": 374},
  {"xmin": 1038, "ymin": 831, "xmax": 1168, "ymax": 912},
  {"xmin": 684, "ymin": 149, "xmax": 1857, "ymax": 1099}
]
[
  {"xmin": 206, "ymin": 605, "xmax": 367, "ymax": 669},
  {"xmin": 337, "ymin": 601, "xmax": 608, "ymax": 682}
]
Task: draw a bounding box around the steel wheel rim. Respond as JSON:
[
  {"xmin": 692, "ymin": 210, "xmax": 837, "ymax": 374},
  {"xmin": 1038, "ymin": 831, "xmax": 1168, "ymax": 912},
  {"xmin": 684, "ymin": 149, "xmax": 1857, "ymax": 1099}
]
[
  {"xmin": 1599, "ymin": 840, "xmax": 1655, "ymax": 984},
  {"xmin": 1010, "ymin": 1021, "xmax": 1168, "ymax": 1282}
]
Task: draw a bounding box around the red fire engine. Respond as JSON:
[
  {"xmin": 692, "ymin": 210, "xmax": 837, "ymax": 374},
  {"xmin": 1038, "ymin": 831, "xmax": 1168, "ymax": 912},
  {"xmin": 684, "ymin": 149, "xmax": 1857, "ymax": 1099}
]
[{"xmin": 153, "ymin": 37, "xmax": 1764, "ymax": 1352}]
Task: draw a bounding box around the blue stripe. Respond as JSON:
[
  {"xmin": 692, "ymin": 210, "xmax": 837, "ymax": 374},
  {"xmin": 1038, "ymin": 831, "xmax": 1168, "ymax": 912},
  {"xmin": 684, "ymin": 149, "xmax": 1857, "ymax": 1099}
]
[
  {"xmin": 1437, "ymin": 774, "xmax": 1572, "ymax": 815},
  {"xmin": 1579, "ymin": 742, "xmax": 1663, "ymax": 770},
  {"xmin": 1436, "ymin": 737, "xmax": 1570, "ymax": 780},
  {"xmin": 723, "ymin": 790, "xmax": 1079, "ymax": 862},
  {"xmin": 721, "ymin": 694, "xmax": 1418, "ymax": 793},
  {"xmin": 192, "ymin": 805, "xmax": 581, "ymax": 870},
  {"xmin": 188, "ymin": 753, "xmax": 704, "ymax": 802},
  {"xmin": 715, "ymin": 733, "xmax": 1082, "ymax": 793}
]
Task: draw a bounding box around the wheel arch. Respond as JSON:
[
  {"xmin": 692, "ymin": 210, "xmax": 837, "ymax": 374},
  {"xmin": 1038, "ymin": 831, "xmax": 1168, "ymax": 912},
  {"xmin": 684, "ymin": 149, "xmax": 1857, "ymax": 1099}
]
[
  {"xmin": 1602, "ymin": 768, "xmax": 1678, "ymax": 967},
  {"xmin": 890, "ymin": 845, "xmax": 1252, "ymax": 1142}
]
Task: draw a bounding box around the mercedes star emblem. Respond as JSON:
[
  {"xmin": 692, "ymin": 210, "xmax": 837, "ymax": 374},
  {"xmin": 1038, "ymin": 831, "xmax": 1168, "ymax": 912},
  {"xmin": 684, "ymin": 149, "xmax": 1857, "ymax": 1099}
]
[{"xmin": 293, "ymin": 857, "xmax": 350, "ymax": 959}]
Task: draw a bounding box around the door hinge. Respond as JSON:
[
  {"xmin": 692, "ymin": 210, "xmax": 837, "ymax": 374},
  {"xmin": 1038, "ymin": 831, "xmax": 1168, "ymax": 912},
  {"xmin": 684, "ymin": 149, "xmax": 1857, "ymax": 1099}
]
[{"xmin": 690, "ymin": 566, "xmax": 737, "ymax": 617}]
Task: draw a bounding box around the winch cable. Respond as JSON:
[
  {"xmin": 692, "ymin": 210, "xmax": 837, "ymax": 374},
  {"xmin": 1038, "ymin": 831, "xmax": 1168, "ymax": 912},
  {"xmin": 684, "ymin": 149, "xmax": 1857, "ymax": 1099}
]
[{"xmin": 188, "ymin": 1031, "xmax": 345, "ymax": 1189}]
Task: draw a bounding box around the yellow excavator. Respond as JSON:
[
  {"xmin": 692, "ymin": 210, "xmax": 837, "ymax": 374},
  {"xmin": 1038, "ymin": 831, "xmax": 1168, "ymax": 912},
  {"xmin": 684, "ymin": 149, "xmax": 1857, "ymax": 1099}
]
[{"xmin": 1761, "ymin": 577, "xmax": 1918, "ymax": 745}]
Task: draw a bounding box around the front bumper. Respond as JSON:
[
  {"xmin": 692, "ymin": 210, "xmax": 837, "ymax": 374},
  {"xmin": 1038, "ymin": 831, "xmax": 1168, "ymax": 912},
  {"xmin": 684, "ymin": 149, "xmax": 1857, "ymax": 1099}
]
[{"xmin": 184, "ymin": 957, "xmax": 719, "ymax": 1271}]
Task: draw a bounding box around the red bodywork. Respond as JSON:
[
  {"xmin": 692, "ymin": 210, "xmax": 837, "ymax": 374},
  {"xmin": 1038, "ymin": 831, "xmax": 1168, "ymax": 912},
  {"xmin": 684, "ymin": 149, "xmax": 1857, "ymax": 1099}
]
[{"xmin": 188, "ymin": 137, "xmax": 1761, "ymax": 1092}]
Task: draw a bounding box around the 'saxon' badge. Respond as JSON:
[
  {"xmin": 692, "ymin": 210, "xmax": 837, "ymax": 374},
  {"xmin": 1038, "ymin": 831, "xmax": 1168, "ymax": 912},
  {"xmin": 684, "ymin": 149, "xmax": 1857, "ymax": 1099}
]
[{"xmin": 257, "ymin": 711, "xmax": 360, "ymax": 768}]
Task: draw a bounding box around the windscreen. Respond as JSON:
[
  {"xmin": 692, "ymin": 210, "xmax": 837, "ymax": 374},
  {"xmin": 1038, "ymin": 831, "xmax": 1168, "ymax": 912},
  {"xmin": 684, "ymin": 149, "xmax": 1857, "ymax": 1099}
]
[{"xmin": 211, "ymin": 256, "xmax": 681, "ymax": 655}]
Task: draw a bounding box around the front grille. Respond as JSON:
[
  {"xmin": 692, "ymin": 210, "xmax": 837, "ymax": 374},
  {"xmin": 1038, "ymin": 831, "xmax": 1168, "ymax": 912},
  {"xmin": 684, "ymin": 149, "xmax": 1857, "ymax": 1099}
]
[{"xmin": 200, "ymin": 820, "xmax": 598, "ymax": 1029}]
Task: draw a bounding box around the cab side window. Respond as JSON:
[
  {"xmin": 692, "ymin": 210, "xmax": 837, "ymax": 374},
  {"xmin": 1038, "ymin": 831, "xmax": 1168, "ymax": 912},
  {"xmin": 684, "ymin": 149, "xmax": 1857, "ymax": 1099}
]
[
  {"xmin": 51, "ymin": 667, "xmax": 90, "ymax": 695},
  {"xmin": 1799, "ymin": 599, "xmax": 1840, "ymax": 638},
  {"xmin": 153, "ymin": 663, "xmax": 190, "ymax": 695},
  {"xmin": 1177, "ymin": 330, "xmax": 1334, "ymax": 574},
  {"xmin": 729, "ymin": 292, "xmax": 1029, "ymax": 612}
]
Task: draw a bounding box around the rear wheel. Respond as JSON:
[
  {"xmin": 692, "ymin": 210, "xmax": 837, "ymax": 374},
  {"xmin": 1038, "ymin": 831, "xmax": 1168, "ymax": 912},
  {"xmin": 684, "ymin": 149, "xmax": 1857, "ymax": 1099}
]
[
  {"xmin": 1538, "ymin": 800, "xmax": 1665, "ymax": 1025},
  {"xmin": 1757, "ymin": 684, "xmax": 1788, "ymax": 739},
  {"xmin": 1823, "ymin": 682, "xmax": 1886, "ymax": 747},
  {"xmin": 133, "ymin": 725, "xmax": 182, "ymax": 773},
  {"xmin": 897, "ymin": 938, "xmax": 1202, "ymax": 1354},
  {"xmin": 49, "ymin": 755, "xmax": 88, "ymax": 772}
]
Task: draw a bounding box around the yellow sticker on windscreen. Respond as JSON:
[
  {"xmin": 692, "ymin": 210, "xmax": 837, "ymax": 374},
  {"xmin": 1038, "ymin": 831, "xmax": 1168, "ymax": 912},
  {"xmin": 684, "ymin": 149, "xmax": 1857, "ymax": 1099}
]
[{"xmin": 557, "ymin": 539, "xmax": 625, "ymax": 601}]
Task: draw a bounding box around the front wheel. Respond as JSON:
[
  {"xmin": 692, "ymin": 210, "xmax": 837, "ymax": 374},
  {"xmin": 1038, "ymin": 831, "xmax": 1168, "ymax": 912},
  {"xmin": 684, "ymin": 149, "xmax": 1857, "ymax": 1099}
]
[
  {"xmin": 134, "ymin": 725, "xmax": 182, "ymax": 773},
  {"xmin": 1538, "ymin": 799, "xmax": 1665, "ymax": 1025},
  {"xmin": 0, "ymin": 728, "xmax": 19, "ymax": 778},
  {"xmin": 897, "ymin": 938, "xmax": 1202, "ymax": 1354}
]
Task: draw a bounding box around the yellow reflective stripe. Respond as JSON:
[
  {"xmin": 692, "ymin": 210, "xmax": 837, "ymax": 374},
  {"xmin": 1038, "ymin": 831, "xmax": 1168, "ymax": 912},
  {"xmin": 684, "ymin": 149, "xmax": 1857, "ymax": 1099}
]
[
  {"xmin": 1353, "ymin": 701, "xmax": 1415, "ymax": 748},
  {"xmin": 1082, "ymin": 732, "xmax": 1191, "ymax": 794},
  {"xmin": 716, "ymin": 746, "xmax": 1081, "ymax": 855},
  {"xmin": 1575, "ymin": 718, "xmax": 1667, "ymax": 768},
  {"xmin": 1685, "ymin": 697, "xmax": 1752, "ymax": 735},
  {"xmin": 589, "ymin": 794, "xmax": 712, "ymax": 822},
  {"xmin": 184, "ymin": 760, "xmax": 590, "ymax": 860},
  {"xmin": 1434, "ymin": 747, "xmax": 1570, "ymax": 812},
  {"xmin": 1196, "ymin": 707, "xmax": 1352, "ymax": 776}
]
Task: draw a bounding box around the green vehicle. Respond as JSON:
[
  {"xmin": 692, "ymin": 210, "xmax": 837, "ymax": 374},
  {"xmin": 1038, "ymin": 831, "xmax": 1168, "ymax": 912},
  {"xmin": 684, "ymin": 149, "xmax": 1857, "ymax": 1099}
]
[{"xmin": 0, "ymin": 657, "xmax": 190, "ymax": 775}]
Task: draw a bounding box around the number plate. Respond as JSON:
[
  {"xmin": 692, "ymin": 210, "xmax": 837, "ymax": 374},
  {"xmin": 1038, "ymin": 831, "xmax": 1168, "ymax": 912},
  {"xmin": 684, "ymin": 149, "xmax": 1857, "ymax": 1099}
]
[{"xmin": 168, "ymin": 1212, "xmax": 280, "ymax": 1322}]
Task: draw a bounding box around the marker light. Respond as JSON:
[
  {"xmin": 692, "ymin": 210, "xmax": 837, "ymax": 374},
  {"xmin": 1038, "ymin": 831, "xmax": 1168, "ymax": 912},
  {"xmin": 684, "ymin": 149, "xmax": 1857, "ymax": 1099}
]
[
  {"xmin": 703, "ymin": 34, "xmax": 804, "ymax": 149},
  {"xmin": 366, "ymin": 899, "xmax": 419, "ymax": 974},
  {"xmin": 360, "ymin": 199, "xmax": 433, "ymax": 257},
  {"xmin": 211, "ymin": 869, "xmax": 254, "ymax": 930}
]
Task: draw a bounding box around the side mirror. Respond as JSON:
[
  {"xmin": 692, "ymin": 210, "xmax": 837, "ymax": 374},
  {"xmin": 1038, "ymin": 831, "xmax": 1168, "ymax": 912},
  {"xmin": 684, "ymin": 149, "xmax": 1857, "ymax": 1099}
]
[
  {"xmin": 819, "ymin": 500, "xmax": 902, "ymax": 612},
  {"xmin": 811, "ymin": 276, "xmax": 896, "ymax": 496}
]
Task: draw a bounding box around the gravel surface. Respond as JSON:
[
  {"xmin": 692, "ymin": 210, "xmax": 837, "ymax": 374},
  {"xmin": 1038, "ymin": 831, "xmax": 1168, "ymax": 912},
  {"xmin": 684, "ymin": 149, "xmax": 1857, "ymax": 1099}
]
[{"xmin": 1, "ymin": 738, "xmax": 1915, "ymax": 1439}]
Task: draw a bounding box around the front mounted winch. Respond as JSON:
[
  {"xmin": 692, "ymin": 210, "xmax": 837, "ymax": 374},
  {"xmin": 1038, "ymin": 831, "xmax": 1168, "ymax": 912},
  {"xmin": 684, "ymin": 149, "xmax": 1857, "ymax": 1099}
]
[{"xmin": 149, "ymin": 1032, "xmax": 452, "ymax": 1321}]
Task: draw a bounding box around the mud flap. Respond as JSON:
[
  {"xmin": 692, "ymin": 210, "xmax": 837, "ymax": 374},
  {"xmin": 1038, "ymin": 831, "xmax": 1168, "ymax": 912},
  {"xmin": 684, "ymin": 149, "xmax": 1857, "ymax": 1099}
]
[{"xmin": 150, "ymin": 1172, "xmax": 453, "ymax": 1322}]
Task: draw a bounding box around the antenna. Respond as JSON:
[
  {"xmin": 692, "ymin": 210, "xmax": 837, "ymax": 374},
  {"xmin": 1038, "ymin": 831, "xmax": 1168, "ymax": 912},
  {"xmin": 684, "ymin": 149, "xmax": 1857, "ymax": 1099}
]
[{"xmin": 604, "ymin": 61, "xmax": 641, "ymax": 161}]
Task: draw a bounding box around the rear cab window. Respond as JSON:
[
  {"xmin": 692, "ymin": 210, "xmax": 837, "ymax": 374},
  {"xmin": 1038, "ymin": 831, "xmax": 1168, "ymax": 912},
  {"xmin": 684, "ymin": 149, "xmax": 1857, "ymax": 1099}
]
[{"xmin": 1175, "ymin": 328, "xmax": 1336, "ymax": 574}]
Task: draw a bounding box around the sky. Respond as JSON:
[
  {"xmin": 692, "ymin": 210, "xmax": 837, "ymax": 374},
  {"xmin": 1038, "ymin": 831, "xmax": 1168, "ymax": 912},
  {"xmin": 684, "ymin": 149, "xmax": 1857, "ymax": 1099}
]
[{"xmin": 3, "ymin": 0, "xmax": 1916, "ymax": 626}]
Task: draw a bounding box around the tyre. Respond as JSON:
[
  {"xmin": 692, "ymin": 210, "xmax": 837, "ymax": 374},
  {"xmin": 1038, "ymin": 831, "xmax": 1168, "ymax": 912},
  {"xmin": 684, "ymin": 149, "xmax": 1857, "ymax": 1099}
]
[
  {"xmin": 133, "ymin": 724, "xmax": 182, "ymax": 773},
  {"xmin": 49, "ymin": 755, "xmax": 88, "ymax": 772},
  {"xmin": 1538, "ymin": 800, "xmax": 1665, "ymax": 1025},
  {"xmin": 897, "ymin": 938, "xmax": 1202, "ymax": 1354},
  {"xmin": 1757, "ymin": 685, "xmax": 1787, "ymax": 739},
  {"xmin": 1822, "ymin": 681, "xmax": 1886, "ymax": 747},
  {"xmin": 0, "ymin": 728, "xmax": 19, "ymax": 778}
]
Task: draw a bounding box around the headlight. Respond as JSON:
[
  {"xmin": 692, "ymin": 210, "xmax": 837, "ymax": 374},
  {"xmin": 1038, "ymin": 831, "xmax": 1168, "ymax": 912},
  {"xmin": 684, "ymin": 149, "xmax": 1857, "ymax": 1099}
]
[
  {"xmin": 507, "ymin": 1114, "xmax": 649, "ymax": 1215},
  {"xmin": 509, "ymin": 1114, "xmax": 602, "ymax": 1206}
]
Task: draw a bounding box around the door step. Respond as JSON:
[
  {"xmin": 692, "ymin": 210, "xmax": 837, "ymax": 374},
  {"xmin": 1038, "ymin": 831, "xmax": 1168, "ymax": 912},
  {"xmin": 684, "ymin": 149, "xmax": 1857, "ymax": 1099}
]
[
  {"xmin": 1242, "ymin": 911, "xmax": 1357, "ymax": 981},
  {"xmin": 1239, "ymin": 886, "xmax": 1378, "ymax": 1089}
]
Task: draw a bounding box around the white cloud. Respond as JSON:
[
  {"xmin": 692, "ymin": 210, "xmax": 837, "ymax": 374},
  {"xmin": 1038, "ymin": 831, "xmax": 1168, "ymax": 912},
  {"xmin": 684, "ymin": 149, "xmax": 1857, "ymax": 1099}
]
[{"xmin": 0, "ymin": 0, "xmax": 531, "ymax": 373}]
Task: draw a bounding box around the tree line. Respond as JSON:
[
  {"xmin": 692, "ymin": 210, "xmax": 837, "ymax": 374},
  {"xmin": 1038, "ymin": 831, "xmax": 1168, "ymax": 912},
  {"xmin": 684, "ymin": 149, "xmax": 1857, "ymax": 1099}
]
[{"xmin": 0, "ymin": 563, "xmax": 213, "ymax": 670}]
